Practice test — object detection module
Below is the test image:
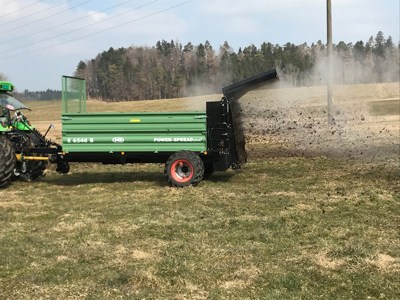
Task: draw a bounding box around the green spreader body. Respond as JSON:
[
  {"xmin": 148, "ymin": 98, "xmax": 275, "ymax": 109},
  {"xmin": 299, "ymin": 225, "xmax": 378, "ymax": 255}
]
[
  {"xmin": 61, "ymin": 76, "xmax": 211, "ymax": 165},
  {"xmin": 61, "ymin": 71, "xmax": 278, "ymax": 170},
  {"xmin": 62, "ymin": 112, "xmax": 208, "ymax": 163}
]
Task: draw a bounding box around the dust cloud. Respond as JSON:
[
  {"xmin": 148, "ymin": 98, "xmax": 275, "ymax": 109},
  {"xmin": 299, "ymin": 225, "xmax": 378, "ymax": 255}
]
[
  {"xmin": 184, "ymin": 56, "xmax": 399, "ymax": 165},
  {"xmin": 233, "ymin": 58, "xmax": 399, "ymax": 163},
  {"xmin": 306, "ymin": 52, "xmax": 400, "ymax": 87}
]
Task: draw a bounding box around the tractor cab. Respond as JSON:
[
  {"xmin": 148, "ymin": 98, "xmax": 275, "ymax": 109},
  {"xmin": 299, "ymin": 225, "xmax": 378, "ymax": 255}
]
[
  {"xmin": 0, "ymin": 93, "xmax": 30, "ymax": 111},
  {"xmin": 0, "ymin": 81, "xmax": 31, "ymax": 130},
  {"xmin": 0, "ymin": 81, "xmax": 30, "ymax": 110}
]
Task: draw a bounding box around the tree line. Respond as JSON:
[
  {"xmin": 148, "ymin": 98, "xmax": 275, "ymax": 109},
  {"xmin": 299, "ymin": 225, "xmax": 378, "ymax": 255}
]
[
  {"xmin": 75, "ymin": 31, "xmax": 398, "ymax": 101},
  {"xmin": 15, "ymin": 89, "xmax": 61, "ymax": 101}
]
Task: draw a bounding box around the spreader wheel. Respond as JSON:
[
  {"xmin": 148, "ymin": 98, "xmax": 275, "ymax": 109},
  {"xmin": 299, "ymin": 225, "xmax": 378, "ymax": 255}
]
[
  {"xmin": 165, "ymin": 151, "xmax": 204, "ymax": 187},
  {"xmin": 0, "ymin": 135, "xmax": 16, "ymax": 188}
]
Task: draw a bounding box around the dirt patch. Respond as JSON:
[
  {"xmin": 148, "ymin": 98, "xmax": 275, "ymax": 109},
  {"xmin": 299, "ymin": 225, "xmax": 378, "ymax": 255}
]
[
  {"xmin": 220, "ymin": 267, "xmax": 261, "ymax": 290},
  {"xmin": 131, "ymin": 249, "xmax": 154, "ymax": 260},
  {"xmin": 315, "ymin": 251, "xmax": 345, "ymax": 270},
  {"xmin": 366, "ymin": 253, "xmax": 400, "ymax": 272}
]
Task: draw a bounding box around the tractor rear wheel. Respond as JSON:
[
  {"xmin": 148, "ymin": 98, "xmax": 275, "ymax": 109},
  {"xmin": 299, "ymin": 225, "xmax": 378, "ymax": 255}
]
[
  {"xmin": 165, "ymin": 151, "xmax": 204, "ymax": 187},
  {"xmin": 0, "ymin": 135, "xmax": 16, "ymax": 188}
]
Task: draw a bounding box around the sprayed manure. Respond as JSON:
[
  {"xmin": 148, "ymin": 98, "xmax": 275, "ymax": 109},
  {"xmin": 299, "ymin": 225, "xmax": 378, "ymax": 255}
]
[{"xmin": 233, "ymin": 83, "xmax": 399, "ymax": 163}]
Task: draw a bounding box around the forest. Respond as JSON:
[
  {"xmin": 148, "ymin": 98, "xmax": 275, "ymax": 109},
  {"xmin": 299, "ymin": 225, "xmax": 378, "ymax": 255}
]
[{"xmin": 76, "ymin": 31, "xmax": 399, "ymax": 101}]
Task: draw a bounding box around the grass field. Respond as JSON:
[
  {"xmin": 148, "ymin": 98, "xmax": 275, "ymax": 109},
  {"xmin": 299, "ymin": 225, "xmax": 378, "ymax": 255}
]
[
  {"xmin": 1, "ymin": 159, "xmax": 399, "ymax": 299},
  {"xmin": 1, "ymin": 82, "xmax": 399, "ymax": 299}
]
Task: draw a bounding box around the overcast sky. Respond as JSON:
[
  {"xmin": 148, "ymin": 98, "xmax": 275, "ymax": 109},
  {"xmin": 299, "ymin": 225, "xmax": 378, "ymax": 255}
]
[{"xmin": 0, "ymin": 0, "xmax": 398, "ymax": 91}]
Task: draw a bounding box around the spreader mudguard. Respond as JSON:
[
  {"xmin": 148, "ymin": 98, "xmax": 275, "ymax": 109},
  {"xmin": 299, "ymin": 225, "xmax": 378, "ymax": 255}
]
[
  {"xmin": 206, "ymin": 69, "xmax": 278, "ymax": 170},
  {"xmin": 206, "ymin": 98, "xmax": 239, "ymax": 171}
]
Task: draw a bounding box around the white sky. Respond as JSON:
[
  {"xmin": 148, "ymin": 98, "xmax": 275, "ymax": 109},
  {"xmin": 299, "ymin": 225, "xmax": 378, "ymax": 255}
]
[{"xmin": 0, "ymin": 0, "xmax": 398, "ymax": 91}]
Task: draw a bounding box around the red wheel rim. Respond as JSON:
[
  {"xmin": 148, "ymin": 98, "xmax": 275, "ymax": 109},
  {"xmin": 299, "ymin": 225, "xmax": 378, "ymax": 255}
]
[{"xmin": 170, "ymin": 159, "xmax": 194, "ymax": 183}]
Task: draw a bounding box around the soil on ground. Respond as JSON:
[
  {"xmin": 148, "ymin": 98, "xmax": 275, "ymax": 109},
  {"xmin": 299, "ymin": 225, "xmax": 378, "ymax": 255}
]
[{"xmin": 233, "ymin": 82, "xmax": 399, "ymax": 163}]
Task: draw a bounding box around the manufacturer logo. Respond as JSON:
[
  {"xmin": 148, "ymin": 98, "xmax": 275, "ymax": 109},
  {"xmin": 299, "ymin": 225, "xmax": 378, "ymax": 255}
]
[
  {"xmin": 153, "ymin": 137, "xmax": 203, "ymax": 143},
  {"xmin": 112, "ymin": 137, "xmax": 125, "ymax": 143}
]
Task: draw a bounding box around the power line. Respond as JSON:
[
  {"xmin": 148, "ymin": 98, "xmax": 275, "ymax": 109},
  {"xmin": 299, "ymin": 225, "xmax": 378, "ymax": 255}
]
[
  {"xmin": 0, "ymin": 0, "xmax": 193, "ymax": 60},
  {"xmin": 0, "ymin": 0, "xmax": 44, "ymax": 18},
  {"xmin": 0, "ymin": 0, "xmax": 155, "ymax": 51},
  {"xmin": 1, "ymin": 0, "xmax": 72, "ymax": 27},
  {"xmin": 3, "ymin": 0, "xmax": 94, "ymax": 33},
  {"xmin": 1, "ymin": 0, "xmax": 136, "ymax": 44}
]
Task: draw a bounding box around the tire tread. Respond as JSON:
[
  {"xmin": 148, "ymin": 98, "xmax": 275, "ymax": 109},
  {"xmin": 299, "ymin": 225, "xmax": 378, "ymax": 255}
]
[
  {"xmin": 0, "ymin": 135, "xmax": 16, "ymax": 188},
  {"xmin": 164, "ymin": 151, "xmax": 204, "ymax": 187}
]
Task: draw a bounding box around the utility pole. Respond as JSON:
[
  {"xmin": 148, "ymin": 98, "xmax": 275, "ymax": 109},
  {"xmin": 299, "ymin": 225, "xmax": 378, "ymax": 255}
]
[{"xmin": 327, "ymin": 0, "xmax": 334, "ymax": 124}]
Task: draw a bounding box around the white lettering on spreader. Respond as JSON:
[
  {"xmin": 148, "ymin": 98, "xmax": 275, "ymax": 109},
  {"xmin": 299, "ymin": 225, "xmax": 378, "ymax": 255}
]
[
  {"xmin": 67, "ymin": 138, "xmax": 94, "ymax": 144},
  {"xmin": 154, "ymin": 137, "xmax": 203, "ymax": 143},
  {"xmin": 112, "ymin": 137, "xmax": 125, "ymax": 144}
]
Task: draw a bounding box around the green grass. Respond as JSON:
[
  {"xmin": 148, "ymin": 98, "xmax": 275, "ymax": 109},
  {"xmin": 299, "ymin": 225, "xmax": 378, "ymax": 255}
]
[
  {"xmin": 1, "ymin": 158, "xmax": 399, "ymax": 299},
  {"xmin": 3, "ymin": 89, "xmax": 400, "ymax": 298},
  {"xmin": 369, "ymin": 100, "xmax": 400, "ymax": 116}
]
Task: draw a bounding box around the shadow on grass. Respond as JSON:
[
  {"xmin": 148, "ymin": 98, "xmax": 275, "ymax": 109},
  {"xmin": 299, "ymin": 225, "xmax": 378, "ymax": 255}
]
[
  {"xmin": 44, "ymin": 171, "xmax": 167, "ymax": 187},
  {"xmin": 203, "ymin": 172, "xmax": 236, "ymax": 183},
  {"xmin": 44, "ymin": 171, "xmax": 236, "ymax": 187}
]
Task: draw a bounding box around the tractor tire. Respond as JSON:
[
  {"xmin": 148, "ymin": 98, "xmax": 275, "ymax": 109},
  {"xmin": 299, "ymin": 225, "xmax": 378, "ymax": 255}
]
[
  {"xmin": 164, "ymin": 151, "xmax": 204, "ymax": 187},
  {"xmin": 0, "ymin": 135, "xmax": 16, "ymax": 188}
]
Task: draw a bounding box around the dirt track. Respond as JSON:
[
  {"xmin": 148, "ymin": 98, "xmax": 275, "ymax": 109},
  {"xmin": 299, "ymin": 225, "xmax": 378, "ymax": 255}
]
[{"xmin": 235, "ymin": 82, "xmax": 399, "ymax": 162}]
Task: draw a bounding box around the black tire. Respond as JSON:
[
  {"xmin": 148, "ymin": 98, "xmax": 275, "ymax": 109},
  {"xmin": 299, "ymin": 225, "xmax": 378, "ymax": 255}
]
[
  {"xmin": 0, "ymin": 135, "xmax": 16, "ymax": 188},
  {"xmin": 164, "ymin": 151, "xmax": 204, "ymax": 187}
]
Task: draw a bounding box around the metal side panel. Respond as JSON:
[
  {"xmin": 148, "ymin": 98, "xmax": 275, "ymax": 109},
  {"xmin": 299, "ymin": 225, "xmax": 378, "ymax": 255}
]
[{"xmin": 62, "ymin": 112, "xmax": 207, "ymax": 153}]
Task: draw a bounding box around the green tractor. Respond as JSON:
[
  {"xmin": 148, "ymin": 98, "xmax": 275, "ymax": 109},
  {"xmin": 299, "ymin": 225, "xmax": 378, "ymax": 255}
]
[{"xmin": 0, "ymin": 81, "xmax": 65, "ymax": 187}]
